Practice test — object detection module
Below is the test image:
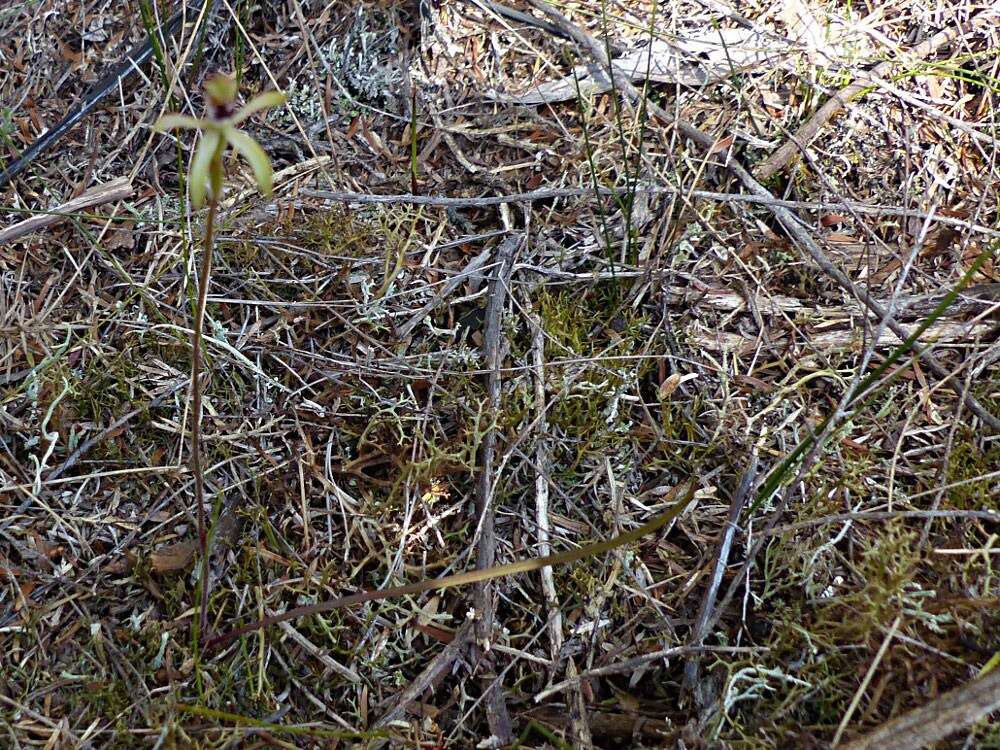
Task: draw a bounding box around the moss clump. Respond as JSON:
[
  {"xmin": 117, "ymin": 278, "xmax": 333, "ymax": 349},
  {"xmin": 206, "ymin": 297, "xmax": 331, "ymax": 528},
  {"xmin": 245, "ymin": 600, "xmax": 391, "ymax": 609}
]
[
  {"xmin": 218, "ymin": 206, "xmax": 393, "ymax": 304},
  {"xmin": 534, "ymin": 285, "xmax": 650, "ymax": 449},
  {"xmin": 946, "ymin": 438, "xmax": 1000, "ymax": 509}
]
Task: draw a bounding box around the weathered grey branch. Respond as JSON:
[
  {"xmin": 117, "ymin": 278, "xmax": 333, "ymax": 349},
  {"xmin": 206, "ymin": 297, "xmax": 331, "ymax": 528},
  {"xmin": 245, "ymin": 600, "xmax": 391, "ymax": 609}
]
[
  {"xmin": 0, "ymin": 178, "xmax": 133, "ymax": 244},
  {"xmin": 472, "ymin": 235, "xmax": 520, "ymax": 743},
  {"xmin": 300, "ymin": 187, "xmax": 1000, "ymax": 238},
  {"xmin": 841, "ymin": 667, "xmax": 1000, "ymax": 750}
]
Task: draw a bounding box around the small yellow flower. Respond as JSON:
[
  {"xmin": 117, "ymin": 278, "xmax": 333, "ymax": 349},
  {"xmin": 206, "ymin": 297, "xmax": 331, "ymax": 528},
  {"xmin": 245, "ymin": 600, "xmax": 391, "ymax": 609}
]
[{"xmin": 155, "ymin": 73, "xmax": 286, "ymax": 208}]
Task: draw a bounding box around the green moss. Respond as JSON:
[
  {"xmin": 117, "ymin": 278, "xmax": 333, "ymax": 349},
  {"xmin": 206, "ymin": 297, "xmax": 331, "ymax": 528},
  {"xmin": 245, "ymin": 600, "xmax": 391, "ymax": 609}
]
[
  {"xmin": 219, "ymin": 205, "xmax": 411, "ymax": 309},
  {"xmin": 947, "ymin": 437, "xmax": 1000, "ymax": 509},
  {"xmin": 534, "ymin": 285, "xmax": 651, "ymax": 454}
]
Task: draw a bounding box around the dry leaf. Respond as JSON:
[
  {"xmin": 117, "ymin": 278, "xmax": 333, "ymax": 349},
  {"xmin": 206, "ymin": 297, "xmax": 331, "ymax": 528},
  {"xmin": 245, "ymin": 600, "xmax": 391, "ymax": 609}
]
[
  {"xmin": 150, "ymin": 539, "xmax": 198, "ymax": 573},
  {"xmin": 659, "ymin": 372, "xmax": 697, "ymax": 400},
  {"xmin": 658, "ymin": 373, "xmax": 682, "ymax": 400}
]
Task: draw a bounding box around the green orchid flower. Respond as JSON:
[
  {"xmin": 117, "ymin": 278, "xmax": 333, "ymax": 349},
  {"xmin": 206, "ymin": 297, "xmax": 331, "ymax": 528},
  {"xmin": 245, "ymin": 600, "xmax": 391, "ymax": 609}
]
[{"xmin": 155, "ymin": 73, "xmax": 286, "ymax": 207}]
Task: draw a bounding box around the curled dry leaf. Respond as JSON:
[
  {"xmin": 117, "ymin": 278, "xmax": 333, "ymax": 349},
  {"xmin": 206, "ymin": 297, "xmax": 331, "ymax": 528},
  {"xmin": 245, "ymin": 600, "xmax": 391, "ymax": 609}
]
[{"xmin": 150, "ymin": 539, "xmax": 199, "ymax": 573}]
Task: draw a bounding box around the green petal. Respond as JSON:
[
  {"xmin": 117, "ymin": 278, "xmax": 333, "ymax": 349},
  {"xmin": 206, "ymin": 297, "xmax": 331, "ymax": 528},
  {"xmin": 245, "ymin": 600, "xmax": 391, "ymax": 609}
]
[
  {"xmin": 155, "ymin": 114, "xmax": 203, "ymax": 131},
  {"xmin": 229, "ymin": 91, "xmax": 287, "ymax": 126},
  {"xmin": 225, "ymin": 127, "xmax": 274, "ymax": 197},
  {"xmin": 188, "ymin": 129, "xmax": 222, "ymax": 208}
]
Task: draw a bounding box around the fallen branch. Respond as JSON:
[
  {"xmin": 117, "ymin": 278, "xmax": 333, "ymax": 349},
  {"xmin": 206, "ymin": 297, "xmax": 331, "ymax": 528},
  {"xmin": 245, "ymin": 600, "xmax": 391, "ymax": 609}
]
[
  {"xmin": 397, "ymin": 247, "xmax": 495, "ymax": 339},
  {"xmin": 666, "ymin": 282, "xmax": 1000, "ymax": 320},
  {"xmin": 683, "ymin": 458, "xmax": 757, "ymax": 707},
  {"xmin": 840, "ymin": 666, "xmax": 1000, "ymax": 750},
  {"xmin": 0, "ymin": 178, "xmax": 133, "ymax": 244},
  {"xmin": 525, "ymin": 705, "xmax": 674, "ymax": 744},
  {"xmin": 371, "ymin": 622, "xmax": 475, "ymax": 737},
  {"xmin": 529, "ymin": 311, "xmax": 563, "ymax": 665},
  {"xmin": 754, "ymin": 9, "xmax": 997, "ymax": 180},
  {"xmin": 691, "ymin": 320, "xmax": 997, "ymax": 354},
  {"xmin": 300, "ymin": 187, "xmax": 1000, "ymax": 238},
  {"xmin": 471, "ymin": 234, "xmax": 519, "ymax": 744},
  {"xmin": 535, "ymin": 645, "xmax": 762, "ymax": 702}
]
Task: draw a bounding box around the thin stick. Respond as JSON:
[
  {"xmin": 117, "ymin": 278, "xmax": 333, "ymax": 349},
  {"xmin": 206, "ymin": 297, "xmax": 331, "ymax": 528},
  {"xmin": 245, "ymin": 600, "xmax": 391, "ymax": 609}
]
[
  {"xmin": 0, "ymin": 178, "xmax": 133, "ymax": 244},
  {"xmin": 530, "ymin": 312, "xmax": 563, "ymax": 663},
  {"xmin": 371, "ymin": 621, "xmax": 475, "ymax": 737},
  {"xmin": 472, "ymin": 235, "xmax": 518, "ymax": 743},
  {"xmin": 535, "ymin": 645, "xmax": 762, "ymax": 703},
  {"xmin": 564, "ymin": 659, "xmax": 593, "ymax": 748},
  {"xmin": 682, "ymin": 457, "xmax": 757, "ymax": 701},
  {"xmin": 299, "ymin": 187, "xmax": 1000, "ymax": 238},
  {"xmin": 699, "ymin": 250, "xmax": 996, "ymax": 653},
  {"xmin": 719, "ymin": 157, "xmax": 1000, "ymax": 431},
  {"xmin": 47, "ymin": 381, "xmax": 185, "ymax": 481},
  {"xmin": 0, "ymin": 2, "xmax": 193, "ymax": 190},
  {"xmin": 761, "ymin": 508, "xmax": 1000, "ymax": 536},
  {"xmin": 397, "ymin": 247, "xmax": 494, "ymax": 338},
  {"xmin": 754, "ymin": 10, "xmax": 996, "ymax": 180}
]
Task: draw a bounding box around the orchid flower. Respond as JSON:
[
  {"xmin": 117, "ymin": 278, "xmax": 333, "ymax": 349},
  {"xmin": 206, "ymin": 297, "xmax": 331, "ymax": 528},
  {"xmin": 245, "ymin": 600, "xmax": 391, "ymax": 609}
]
[{"xmin": 155, "ymin": 73, "xmax": 286, "ymax": 207}]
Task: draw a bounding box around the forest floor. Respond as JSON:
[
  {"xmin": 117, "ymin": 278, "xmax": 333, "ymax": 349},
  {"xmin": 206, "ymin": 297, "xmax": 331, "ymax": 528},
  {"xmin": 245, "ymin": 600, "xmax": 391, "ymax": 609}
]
[{"xmin": 1, "ymin": 0, "xmax": 998, "ymax": 747}]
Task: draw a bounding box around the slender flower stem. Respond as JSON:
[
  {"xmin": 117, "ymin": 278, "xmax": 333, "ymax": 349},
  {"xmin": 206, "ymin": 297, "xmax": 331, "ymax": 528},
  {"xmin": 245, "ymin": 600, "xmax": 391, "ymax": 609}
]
[{"xmin": 191, "ymin": 184, "xmax": 219, "ymax": 640}]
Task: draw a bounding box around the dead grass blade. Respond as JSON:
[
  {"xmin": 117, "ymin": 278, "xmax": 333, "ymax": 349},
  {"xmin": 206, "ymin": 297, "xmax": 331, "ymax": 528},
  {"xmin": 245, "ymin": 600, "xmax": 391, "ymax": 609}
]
[{"xmin": 206, "ymin": 482, "xmax": 697, "ymax": 650}]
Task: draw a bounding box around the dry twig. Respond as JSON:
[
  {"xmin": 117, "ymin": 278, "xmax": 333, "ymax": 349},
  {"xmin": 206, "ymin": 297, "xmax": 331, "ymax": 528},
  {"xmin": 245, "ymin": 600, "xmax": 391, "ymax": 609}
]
[
  {"xmin": 682, "ymin": 457, "xmax": 757, "ymax": 709},
  {"xmin": 372, "ymin": 622, "xmax": 476, "ymax": 737},
  {"xmin": 754, "ymin": 9, "xmax": 999, "ymax": 180},
  {"xmin": 841, "ymin": 666, "xmax": 1000, "ymax": 750},
  {"xmin": 529, "ymin": 312, "xmax": 562, "ymax": 665},
  {"xmin": 0, "ymin": 178, "xmax": 132, "ymax": 244},
  {"xmin": 471, "ymin": 235, "xmax": 519, "ymax": 744}
]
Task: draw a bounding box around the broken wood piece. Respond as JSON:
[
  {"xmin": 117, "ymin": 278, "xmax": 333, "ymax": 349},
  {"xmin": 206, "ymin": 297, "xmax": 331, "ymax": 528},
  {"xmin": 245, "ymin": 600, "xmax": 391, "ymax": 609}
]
[
  {"xmin": 471, "ymin": 234, "xmax": 520, "ymax": 744},
  {"xmin": 667, "ymin": 282, "xmax": 1000, "ymax": 321},
  {"xmin": 754, "ymin": 10, "xmax": 997, "ymax": 180},
  {"xmin": 691, "ymin": 320, "xmax": 995, "ymax": 355},
  {"xmin": 529, "ymin": 311, "xmax": 563, "ymax": 664},
  {"xmin": 683, "ymin": 458, "xmax": 757, "ymax": 712},
  {"xmin": 370, "ymin": 621, "xmax": 474, "ymax": 743},
  {"xmin": 841, "ymin": 666, "xmax": 1000, "ymax": 750},
  {"xmin": 489, "ymin": 30, "xmax": 781, "ymax": 105},
  {"xmin": 526, "ymin": 705, "xmax": 675, "ymax": 743},
  {"xmin": 0, "ymin": 177, "xmax": 133, "ymax": 244},
  {"xmin": 397, "ymin": 247, "xmax": 494, "ymax": 339}
]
